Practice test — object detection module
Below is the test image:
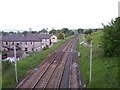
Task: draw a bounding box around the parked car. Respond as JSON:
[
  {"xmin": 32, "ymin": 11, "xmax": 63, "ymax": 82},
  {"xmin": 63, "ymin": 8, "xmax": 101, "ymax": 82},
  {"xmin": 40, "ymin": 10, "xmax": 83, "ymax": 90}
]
[{"xmin": 4, "ymin": 57, "xmax": 20, "ymax": 62}]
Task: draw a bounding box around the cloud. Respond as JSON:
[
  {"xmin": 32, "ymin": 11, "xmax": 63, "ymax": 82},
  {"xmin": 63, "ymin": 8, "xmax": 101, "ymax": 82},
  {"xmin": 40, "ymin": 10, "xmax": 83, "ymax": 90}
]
[{"xmin": 0, "ymin": 0, "xmax": 119, "ymax": 31}]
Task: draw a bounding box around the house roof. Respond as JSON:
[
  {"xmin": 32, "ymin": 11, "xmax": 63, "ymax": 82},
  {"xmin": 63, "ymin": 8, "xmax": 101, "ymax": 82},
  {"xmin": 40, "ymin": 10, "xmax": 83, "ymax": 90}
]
[
  {"xmin": 2, "ymin": 34, "xmax": 40, "ymax": 42},
  {"xmin": 38, "ymin": 34, "xmax": 52, "ymax": 39},
  {"xmin": 2, "ymin": 34, "xmax": 56, "ymax": 42}
]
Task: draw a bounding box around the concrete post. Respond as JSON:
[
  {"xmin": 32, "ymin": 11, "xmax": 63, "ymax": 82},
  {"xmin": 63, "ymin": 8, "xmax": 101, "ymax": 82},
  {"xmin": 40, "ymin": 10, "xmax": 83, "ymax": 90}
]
[
  {"xmin": 90, "ymin": 41, "xmax": 92, "ymax": 82},
  {"xmin": 14, "ymin": 44, "xmax": 18, "ymax": 82}
]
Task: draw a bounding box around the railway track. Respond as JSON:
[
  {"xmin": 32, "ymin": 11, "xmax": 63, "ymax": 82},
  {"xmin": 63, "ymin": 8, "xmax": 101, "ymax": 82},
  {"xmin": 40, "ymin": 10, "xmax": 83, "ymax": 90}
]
[
  {"xmin": 34, "ymin": 52, "xmax": 64, "ymax": 89},
  {"xmin": 16, "ymin": 36, "xmax": 83, "ymax": 89}
]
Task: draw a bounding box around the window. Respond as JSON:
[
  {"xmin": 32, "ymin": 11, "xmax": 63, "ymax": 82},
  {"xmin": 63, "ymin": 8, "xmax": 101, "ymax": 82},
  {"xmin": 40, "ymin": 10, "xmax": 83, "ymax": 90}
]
[
  {"xmin": 12, "ymin": 42, "xmax": 14, "ymax": 45},
  {"xmin": 25, "ymin": 42, "xmax": 27, "ymax": 45},
  {"xmin": 25, "ymin": 48, "xmax": 27, "ymax": 51},
  {"xmin": 16, "ymin": 43, "xmax": 19, "ymax": 45},
  {"xmin": 6, "ymin": 42, "xmax": 8, "ymax": 45}
]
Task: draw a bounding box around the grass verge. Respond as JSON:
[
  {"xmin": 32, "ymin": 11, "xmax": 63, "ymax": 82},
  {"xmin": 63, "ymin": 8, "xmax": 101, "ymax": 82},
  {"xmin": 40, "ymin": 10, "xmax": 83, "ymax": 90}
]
[
  {"xmin": 78, "ymin": 31, "xmax": 119, "ymax": 88},
  {"xmin": 2, "ymin": 39, "xmax": 65, "ymax": 88}
]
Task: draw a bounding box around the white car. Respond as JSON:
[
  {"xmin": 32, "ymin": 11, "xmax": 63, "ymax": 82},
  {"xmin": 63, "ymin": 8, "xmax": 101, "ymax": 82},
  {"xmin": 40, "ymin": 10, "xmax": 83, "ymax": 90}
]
[{"xmin": 4, "ymin": 57, "xmax": 20, "ymax": 62}]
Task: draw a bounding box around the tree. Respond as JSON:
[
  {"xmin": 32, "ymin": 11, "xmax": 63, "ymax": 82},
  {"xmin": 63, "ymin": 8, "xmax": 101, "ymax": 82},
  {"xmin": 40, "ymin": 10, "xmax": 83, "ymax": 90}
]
[
  {"xmin": 9, "ymin": 31, "xmax": 15, "ymax": 34},
  {"xmin": 69, "ymin": 30, "xmax": 75, "ymax": 35},
  {"xmin": 56, "ymin": 29, "xmax": 62, "ymax": 34},
  {"xmin": 77, "ymin": 28, "xmax": 84, "ymax": 33},
  {"xmin": 86, "ymin": 35, "xmax": 92, "ymax": 44},
  {"xmin": 2, "ymin": 31, "xmax": 9, "ymax": 35},
  {"xmin": 58, "ymin": 32, "xmax": 64, "ymax": 39},
  {"xmin": 17, "ymin": 31, "xmax": 21, "ymax": 34},
  {"xmin": 61, "ymin": 28, "xmax": 75, "ymax": 37},
  {"xmin": 22, "ymin": 31, "xmax": 28, "ymax": 36},
  {"xmin": 31, "ymin": 31, "xmax": 37, "ymax": 34},
  {"xmin": 102, "ymin": 17, "xmax": 120, "ymax": 56},
  {"xmin": 39, "ymin": 28, "xmax": 48, "ymax": 33},
  {"xmin": 84, "ymin": 29, "xmax": 92, "ymax": 35},
  {"xmin": 49, "ymin": 28, "xmax": 57, "ymax": 34},
  {"xmin": 61, "ymin": 28, "xmax": 69, "ymax": 35}
]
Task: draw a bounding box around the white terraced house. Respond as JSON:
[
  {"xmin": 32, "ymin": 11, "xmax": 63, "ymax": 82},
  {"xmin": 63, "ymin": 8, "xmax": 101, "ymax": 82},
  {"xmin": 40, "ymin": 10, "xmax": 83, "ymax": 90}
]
[{"xmin": 1, "ymin": 34, "xmax": 58, "ymax": 53}]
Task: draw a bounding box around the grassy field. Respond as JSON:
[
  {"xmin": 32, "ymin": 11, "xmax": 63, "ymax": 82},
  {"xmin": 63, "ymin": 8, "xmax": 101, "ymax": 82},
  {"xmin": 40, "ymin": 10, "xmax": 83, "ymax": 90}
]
[
  {"xmin": 78, "ymin": 31, "xmax": 119, "ymax": 88},
  {"xmin": 2, "ymin": 38, "xmax": 67, "ymax": 88}
]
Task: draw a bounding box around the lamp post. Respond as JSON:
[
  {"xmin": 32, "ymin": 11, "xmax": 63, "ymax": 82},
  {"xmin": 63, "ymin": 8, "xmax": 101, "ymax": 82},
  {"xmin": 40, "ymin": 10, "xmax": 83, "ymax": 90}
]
[
  {"xmin": 80, "ymin": 41, "xmax": 92, "ymax": 82},
  {"xmin": 89, "ymin": 41, "xmax": 92, "ymax": 82},
  {"xmin": 14, "ymin": 44, "xmax": 18, "ymax": 82}
]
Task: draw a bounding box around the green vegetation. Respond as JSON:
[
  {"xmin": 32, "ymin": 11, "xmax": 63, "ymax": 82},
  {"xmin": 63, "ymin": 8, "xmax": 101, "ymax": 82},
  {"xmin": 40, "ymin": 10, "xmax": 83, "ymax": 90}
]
[
  {"xmin": 58, "ymin": 32, "xmax": 65, "ymax": 39},
  {"xmin": 2, "ymin": 39, "xmax": 65, "ymax": 88},
  {"xmin": 102, "ymin": 17, "xmax": 120, "ymax": 56},
  {"xmin": 77, "ymin": 28, "xmax": 84, "ymax": 34},
  {"xmin": 49, "ymin": 28, "xmax": 75, "ymax": 37},
  {"xmin": 78, "ymin": 31, "xmax": 119, "ymax": 88},
  {"xmin": 61, "ymin": 28, "xmax": 74, "ymax": 37},
  {"xmin": 43, "ymin": 44, "xmax": 49, "ymax": 50},
  {"xmin": 86, "ymin": 35, "xmax": 92, "ymax": 44},
  {"xmin": 84, "ymin": 29, "xmax": 93, "ymax": 35}
]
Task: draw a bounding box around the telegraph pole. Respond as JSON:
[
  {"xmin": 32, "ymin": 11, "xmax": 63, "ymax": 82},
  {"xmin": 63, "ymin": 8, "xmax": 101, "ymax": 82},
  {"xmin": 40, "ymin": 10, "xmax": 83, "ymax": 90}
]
[
  {"xmin": 89, "ymin": 41, "xmax": 92, "ymax": 82},
  {"xmin": 14, "ymin": 44, "xmax": 18, "ymax": 82},
  {"xmin": 80, "ymin": 40, "xmax": 93, "ymax": 82}
]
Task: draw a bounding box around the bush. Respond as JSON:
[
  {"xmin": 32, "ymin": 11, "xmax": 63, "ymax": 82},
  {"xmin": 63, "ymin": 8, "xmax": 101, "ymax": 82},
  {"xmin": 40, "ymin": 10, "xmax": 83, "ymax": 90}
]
[
  {"xmin": 58, "ymin": 32, "xmax": 64, "ymax": 39},
  {"xmin": 102, "ymin": 17, "xmax": 120, "ymax": 56},
  {"xmin": 84, "ymin": 29, "xmax": 93, "ymax": 35},
  {"xmin": 2, "ymin": 60, "xmax": 12, "ymax": 72},
  {"xmin": 86, "ymin": 35, "xmax": 92, "ymax": 44},
  {"xmin": 43, "ymin": 44, "xmax": 49, "ymax": 50}
]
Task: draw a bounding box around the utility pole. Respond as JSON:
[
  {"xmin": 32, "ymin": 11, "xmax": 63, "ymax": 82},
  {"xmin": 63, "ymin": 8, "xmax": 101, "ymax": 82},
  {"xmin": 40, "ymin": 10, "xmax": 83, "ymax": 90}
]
[
  {"xmin": 89, "ymin": 41, "xmax": 92, "ymax": 82},
  {"xmin": 80, "ymin": 40, "xmax": 93, "ymax": 82},
  {"xmin": 14, "ymin": 44, "xmax": 18, "ymax": 82}
]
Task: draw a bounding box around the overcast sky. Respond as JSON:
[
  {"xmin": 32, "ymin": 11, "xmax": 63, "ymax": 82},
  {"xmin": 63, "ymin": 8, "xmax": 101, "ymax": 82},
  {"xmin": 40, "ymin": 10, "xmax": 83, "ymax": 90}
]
[{"xmin": 0, "ymin": 0, "xmax": 119, "ymax": 32}]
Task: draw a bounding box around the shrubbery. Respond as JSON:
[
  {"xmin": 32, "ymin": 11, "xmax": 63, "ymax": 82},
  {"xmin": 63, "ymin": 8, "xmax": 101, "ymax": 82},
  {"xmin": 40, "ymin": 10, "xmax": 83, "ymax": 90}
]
[
  {"xmin": 86, "ymin": 35, "xmax": 92, "ymax": 44},
  {"xmin": 43, "ymin": 44, "xmax": 49, "ymax": 50},
  {"xmin": 2, "ymin": 60, "xmax": 12, "ymax": 72},
  {"xmin": 84, "ymin": 29, "xmax": 92, "ymax": 44},
  {"xmin": 84, "ymin": 29, "xmax": 93, "ymax": 35},
  {"xmin": 58, "ymin": 32, "xmax": 65, "ymax": 39},
  {"xmin": 102, "ymin": 17, "xmax": 120, "ymax": 56}
]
